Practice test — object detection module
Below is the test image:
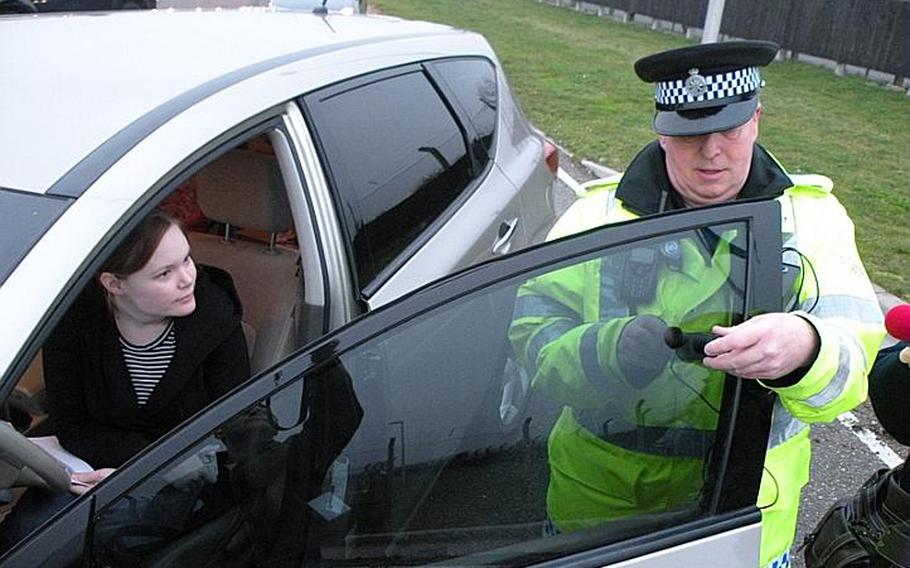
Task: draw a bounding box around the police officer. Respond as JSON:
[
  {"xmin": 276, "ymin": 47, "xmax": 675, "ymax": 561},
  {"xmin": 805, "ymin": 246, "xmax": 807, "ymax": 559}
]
[{"xmin": 510, "ymin": 40, "xmax": 885, "ymax": 568}]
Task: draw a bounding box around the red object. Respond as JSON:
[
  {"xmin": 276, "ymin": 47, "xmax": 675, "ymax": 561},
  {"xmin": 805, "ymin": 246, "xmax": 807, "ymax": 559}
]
[
  {"xmin": 884, "ymin": 303, "xmax": 910, "ymax": 341},
  {"xmin": 543, "ymin": 140, "xmax": 559, "ymax": 177}
]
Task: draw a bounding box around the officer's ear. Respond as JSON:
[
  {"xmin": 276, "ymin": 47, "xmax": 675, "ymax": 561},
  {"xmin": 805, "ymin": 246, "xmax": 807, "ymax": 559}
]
[
  {"xmin": 754, "ymin": 104, "xmax": 764, "ymax": 123},
  {"xmin": 658, "ymin": 135, "xmax": 668, "ymax": 150}
]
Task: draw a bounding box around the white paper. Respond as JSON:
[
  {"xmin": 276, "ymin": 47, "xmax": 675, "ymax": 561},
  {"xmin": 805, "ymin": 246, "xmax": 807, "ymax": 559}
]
[{"xmin": 28, "ymin": 436, "xmax": 93, "ymax": 474}]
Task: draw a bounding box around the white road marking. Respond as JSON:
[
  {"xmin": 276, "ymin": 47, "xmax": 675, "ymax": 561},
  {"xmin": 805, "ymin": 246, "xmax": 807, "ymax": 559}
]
[
  {"xmin": 557, "ymin": 167, "xmax": 586, "ymax": 197},
  {"xmin": 838, "ymin": 411, "xmax": 904, "ymax": 468}
]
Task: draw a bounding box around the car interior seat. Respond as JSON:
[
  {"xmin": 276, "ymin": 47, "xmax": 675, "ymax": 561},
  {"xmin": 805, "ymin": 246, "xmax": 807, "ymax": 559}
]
[{"xmin": 188, "ymin": 147, "xmax": 302, "ymax": 376}]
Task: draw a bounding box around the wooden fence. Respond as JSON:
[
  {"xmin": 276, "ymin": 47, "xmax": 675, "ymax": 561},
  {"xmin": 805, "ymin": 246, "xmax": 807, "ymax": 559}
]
[{"xmin": 559, "ymin": 0, "xmax": 910, "ymax": 80}]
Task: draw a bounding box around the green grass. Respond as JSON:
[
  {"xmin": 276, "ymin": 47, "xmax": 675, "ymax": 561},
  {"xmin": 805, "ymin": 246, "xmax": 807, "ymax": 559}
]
[{"xmin": 372, "ymin": 0, "xmax": 910, "ymax": 299}]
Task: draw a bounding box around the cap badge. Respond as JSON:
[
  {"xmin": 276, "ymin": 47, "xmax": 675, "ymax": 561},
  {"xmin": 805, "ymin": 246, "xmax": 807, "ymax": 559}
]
[
  {"xmin": 684, "ymin": 68, "xmax": 707, "ymax": 97},
  {"xmin": 660, "ymin": 240, "xmax": 681, "ymax": 260}
]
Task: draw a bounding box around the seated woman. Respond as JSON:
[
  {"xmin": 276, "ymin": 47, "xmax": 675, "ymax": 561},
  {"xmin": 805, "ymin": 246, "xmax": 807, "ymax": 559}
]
[
  {"xmin": 1, "ymin": 211, "xmax": 250, "ymax": 549},
  {"xmin": 45, "ymin": 210, "xmax": 250, "ymax": 469}
]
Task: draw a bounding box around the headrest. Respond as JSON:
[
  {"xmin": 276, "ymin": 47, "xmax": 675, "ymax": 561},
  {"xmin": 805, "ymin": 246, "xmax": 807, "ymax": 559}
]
[{"xmin": 194, "ymin": 149, "xmax": 294, "ymax": 234}]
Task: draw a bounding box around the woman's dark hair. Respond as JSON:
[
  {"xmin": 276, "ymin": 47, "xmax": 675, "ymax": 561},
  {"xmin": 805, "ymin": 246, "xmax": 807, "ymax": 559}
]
[{"xmin": 100, "ymin": 211, "xmax": 184, "ymax": 278}]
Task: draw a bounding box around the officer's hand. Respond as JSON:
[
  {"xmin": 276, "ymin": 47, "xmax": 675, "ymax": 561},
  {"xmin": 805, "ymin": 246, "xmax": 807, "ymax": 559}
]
[
  {"xmin": 616, "ymin": 315, "xmax": 673, "ymax": 388},
  {"xmin": 702, "ymin": 313, "xmax": 818, "ymax": 380}
]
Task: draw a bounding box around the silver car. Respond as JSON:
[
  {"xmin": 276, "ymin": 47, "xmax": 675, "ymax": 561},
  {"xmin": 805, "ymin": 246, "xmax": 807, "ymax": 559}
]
[
  {"xmin": 156, "ymin": 1, "xmax": 365, "ymax": 12},
  {"xmin": 1, "ymin": 9, "xmax": 556, "ymax": 376}
]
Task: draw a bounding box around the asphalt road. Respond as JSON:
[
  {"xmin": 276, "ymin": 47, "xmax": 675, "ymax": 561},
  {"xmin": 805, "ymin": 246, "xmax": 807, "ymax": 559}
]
[{"xmin": 551, "ymin": 150, "xmax": 907, "ymax": 568}]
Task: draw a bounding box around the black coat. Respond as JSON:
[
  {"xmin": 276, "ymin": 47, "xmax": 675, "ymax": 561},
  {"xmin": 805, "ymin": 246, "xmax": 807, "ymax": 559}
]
[
  {"xmin": 869, "ymin": 341, "xmax": 910, "ymax": 447},
  {"xmin": 44, "ymin": 266, "xmax": 250, "ymax": 468}
]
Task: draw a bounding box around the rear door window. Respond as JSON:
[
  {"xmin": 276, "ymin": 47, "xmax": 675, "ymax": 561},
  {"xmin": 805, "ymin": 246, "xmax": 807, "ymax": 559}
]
[
  {"xmin": 429, "ymin": 58, "xmax": 498, "ymax": 162},
  {"xmin": 303, "ymin": 65, "xmax": 474, "ymax": 292},
  {"xmin": 60, "ymin": 201, "xmax": 781, "ymax": 568}
]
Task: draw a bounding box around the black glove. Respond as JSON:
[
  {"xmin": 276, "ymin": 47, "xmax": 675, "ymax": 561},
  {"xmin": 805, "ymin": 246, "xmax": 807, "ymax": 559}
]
[{"xmin": 616, "ymin": 315, "xmax": 673, "ymax": 388}]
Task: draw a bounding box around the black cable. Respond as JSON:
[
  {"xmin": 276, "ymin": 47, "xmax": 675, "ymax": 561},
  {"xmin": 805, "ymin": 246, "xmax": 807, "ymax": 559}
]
[
  {"xmin": 782, "ymin": 246, "xmax": 820, "ymax": 314},
  {"xmin": 668, "ymin": 363, "xmax": 783, "ymax": 506},
  {"xmin": 668, "ymin": 364, "xmax": 721, "ymax": 415},
  {"xmin": 758, "ymin": 465, "xmax": 781, "ymax": 511}
]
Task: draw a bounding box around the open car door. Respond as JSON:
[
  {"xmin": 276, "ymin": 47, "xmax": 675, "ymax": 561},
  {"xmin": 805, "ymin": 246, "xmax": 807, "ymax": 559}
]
[{"xmin": 4, "ymin": 199, "xmax": 782, "ymax": 567}]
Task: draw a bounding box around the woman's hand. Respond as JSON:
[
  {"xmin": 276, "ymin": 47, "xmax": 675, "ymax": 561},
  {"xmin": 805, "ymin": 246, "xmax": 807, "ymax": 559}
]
[{"xmin": 69, "ymin": 468, "xmax": 115, "ymax": 495}]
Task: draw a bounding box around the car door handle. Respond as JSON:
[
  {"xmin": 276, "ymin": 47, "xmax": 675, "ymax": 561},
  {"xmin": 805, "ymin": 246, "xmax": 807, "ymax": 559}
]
[{"xmin": 492, "ymin": 217, "xmax": 519, "ymax": 256}]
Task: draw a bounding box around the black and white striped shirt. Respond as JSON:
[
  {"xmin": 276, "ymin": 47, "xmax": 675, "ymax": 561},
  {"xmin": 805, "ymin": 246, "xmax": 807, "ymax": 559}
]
[{"xmin": 120, "ymin": 320, "xmax": 176, "ymax": 405}]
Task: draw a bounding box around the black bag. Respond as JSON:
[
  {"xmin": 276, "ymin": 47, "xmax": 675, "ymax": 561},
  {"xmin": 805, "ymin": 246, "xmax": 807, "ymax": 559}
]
[{"xmin": 804, "ymin": 466, "xmax": 910, "ymax": 568}]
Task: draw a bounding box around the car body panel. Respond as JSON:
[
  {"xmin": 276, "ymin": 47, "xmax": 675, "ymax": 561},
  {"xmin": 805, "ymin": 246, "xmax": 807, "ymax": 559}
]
[
  {"xmin": 600, "ymin": 523, "xmax": 760, "ymax": 567},
  {"xmin": 0, "ymin": 11, "xmax": 467, "ymax": 194}
]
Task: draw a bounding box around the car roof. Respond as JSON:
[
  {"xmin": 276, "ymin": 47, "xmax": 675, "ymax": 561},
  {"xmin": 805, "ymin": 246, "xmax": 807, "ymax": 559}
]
[{"xmin": 0, "ymin": 10, "xmax": 463, "ymax": 194}]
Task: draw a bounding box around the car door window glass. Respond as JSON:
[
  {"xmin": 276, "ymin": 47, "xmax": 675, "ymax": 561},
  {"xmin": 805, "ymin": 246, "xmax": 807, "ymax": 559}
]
[
  {"xmin": 432, "ymin": 58, "xmax": 498, "ymax": 163},
  {"xmin": 306, "ymin": 70, "xmax": 472, "ymax": 289},
  {"xmin": 89, "ymin": 220, "xmax": 755, "ymax": 566}
]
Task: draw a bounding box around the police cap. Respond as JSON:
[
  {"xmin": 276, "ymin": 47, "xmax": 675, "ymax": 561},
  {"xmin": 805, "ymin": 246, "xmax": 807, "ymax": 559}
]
[{"xmin": 634, "ymin": 40, "xmax": 779, "ymax": 136}]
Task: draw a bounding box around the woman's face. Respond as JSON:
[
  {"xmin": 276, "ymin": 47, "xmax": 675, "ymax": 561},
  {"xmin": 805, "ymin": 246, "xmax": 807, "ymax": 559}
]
[{"xmin": 107, "ymin": 224, "xmax": 197, "ymax": 323}]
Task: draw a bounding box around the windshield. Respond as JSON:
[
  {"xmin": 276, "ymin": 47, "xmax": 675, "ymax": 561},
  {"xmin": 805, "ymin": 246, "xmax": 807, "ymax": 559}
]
[{"xmin": 0, "ymin": 188, "xmax": 70, "ymax": 286}]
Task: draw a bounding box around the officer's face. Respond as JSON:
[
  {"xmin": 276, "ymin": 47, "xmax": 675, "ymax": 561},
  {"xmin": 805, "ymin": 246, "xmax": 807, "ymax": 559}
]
[{"xmin": 660, "ymin": 107, "xmax": 761, "ymax": 207}]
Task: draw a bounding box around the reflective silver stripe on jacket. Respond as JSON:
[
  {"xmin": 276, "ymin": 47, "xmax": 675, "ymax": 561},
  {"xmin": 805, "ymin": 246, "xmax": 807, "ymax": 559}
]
[
  {"xmin": 802, "ymin": 295, "xmax": 883, "ymax": 324},
  {"xmin": 513, "ymin": 293, "xmax": 580, "ymax": 371},
  {"xmin": 797, "ymin": 295, "xmax": 881, "ymax": 408},
  {"xmin": 599, "ymin": 254, "xmax": 630, "ymax": 319},
  {"xmin": 580, "ymin": 323, "xmax": 610, "ymax": 393},
  {"xmin": 768, "ymin": 398, "xmax": 807, "ymax": 449},
  {"xmin": 514, "ymin": 293, "xmax": 579, "ymax": 321},
  {"xmin": 528, "ymin": 320, "xmax": 576, "ymax": 371},
  {"xmin": 574, "ymin": 410, "xmax": 714, "ymax": 459},
  {"xmin": 804, "ymin": 339, "xmax": 855, "ymax": 408}
]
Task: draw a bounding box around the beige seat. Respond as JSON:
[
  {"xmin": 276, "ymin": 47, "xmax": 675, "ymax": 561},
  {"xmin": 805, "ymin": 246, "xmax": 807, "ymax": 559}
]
[{"xmin": 189, "ymin": 148, "xmax": 301, "ymax": 375}]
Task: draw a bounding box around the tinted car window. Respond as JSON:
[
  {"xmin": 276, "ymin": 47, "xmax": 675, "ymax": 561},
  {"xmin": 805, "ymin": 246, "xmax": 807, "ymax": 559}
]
[
  {"xmin": 306, "ymin": 69, "xmax": 472, "ymax": 290},
  {"xmin": 0, "ymin": 189, "xmax": 71, "ymax": 286},
  {"xmin": 90, "ymin": 221, "xmax": 756, "ymax": 566},
  {"xmin": 431, "ymin": 58, "xmax": 498, "ymax": 162}
]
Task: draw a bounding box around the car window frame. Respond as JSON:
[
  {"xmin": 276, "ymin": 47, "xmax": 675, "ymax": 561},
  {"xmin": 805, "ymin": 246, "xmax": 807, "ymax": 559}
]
[
  {"xmin": 0, "ymin": 110, "xmax": 313, "ymax": 398},
  {"xmin": 5, "ymin": 198, "xmax": 782, "ymax": 566},
  {"xmin": 300, "ymin": 56, "xmax": 500, "ymax": 300},
  {"xmin": 424, "ymin": 56, "xmax": 499, "ymax": 170},
  {"xmin": 0, "ymin": 114, "xmax": 323, "ymax": 564}
]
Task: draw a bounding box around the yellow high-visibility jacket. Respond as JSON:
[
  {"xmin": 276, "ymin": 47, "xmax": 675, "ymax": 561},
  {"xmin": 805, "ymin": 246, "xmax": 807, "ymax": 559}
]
[{"xmin": 509, "ymin": 142, "xmax": 885, "ymax": 567}]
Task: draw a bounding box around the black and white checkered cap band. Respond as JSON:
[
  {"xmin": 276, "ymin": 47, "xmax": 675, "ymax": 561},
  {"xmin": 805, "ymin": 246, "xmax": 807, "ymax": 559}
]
[{"xmin": 654, "ymin": 66, "xmax": 763, "ymax": 111}]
